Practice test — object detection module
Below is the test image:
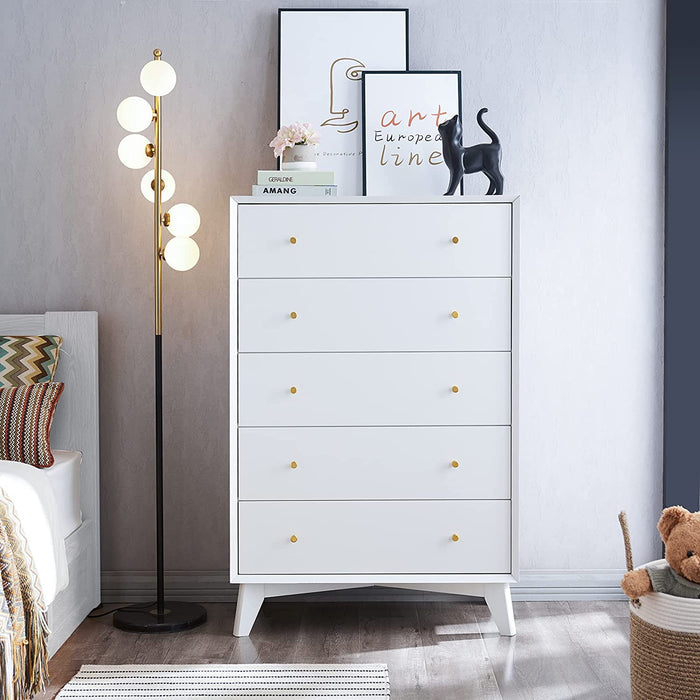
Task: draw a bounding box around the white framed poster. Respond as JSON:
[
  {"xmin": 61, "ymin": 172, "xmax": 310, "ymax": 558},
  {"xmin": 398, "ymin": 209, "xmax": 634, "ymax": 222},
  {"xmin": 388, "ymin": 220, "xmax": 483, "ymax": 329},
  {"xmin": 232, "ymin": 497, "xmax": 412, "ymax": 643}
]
[
  {"xmin": 278, "ymin": 9, "xmax": 409, "ymax": 195},
  {"xmin": 362, "ymin": 71, "xmax": 462, "ymax": 196}
]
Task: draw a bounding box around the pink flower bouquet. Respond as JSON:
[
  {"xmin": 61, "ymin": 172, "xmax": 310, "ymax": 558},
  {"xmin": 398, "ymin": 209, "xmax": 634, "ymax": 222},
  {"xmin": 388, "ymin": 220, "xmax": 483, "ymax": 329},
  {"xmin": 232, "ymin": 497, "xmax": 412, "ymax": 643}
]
[{"xmin": 269, "ymin": 122, "xmax": 320, "ymax": 159}]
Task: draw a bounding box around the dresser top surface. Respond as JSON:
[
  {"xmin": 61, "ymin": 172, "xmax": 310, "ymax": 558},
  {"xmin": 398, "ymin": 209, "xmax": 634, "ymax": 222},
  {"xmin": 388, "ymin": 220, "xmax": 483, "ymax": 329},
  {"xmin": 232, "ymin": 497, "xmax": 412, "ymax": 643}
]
[{"xmin": 231, "ymin": 195, "xmax": 520, "ymax": 205}]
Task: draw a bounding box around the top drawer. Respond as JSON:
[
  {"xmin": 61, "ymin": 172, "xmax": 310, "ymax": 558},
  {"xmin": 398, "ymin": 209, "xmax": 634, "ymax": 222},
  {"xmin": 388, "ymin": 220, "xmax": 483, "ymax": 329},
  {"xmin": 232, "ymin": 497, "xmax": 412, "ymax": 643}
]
[{"xmin": 237, "ymin": 203, "xmax": 512, "ymax": 278}]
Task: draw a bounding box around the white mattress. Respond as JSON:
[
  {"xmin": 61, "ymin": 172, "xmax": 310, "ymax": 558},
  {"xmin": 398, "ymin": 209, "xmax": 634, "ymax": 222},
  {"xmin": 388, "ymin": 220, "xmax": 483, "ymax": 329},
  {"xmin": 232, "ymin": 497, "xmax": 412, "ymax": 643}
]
[{"xmin": 44, "ymin": 450, "xmax": 82, "ymax": 539}]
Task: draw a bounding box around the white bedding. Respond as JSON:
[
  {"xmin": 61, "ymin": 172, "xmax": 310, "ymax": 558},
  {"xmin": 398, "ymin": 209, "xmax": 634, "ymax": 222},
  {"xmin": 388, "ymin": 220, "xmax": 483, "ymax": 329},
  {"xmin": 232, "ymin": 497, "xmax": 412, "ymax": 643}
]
[
  {"xmin": 0, "ymin": 460, "xmax": 69, "ymax": 605},
  {"xmin": 44, "ymin": 450, "xmax": 82, "ymax": 539}
]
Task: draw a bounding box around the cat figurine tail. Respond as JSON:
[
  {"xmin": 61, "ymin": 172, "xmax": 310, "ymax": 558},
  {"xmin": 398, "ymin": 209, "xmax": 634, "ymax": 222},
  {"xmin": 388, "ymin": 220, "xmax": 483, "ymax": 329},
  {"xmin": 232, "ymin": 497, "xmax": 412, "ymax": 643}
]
[{"xmin": 476, "ymin": 108, "xmax": 499, "ymax": 146}]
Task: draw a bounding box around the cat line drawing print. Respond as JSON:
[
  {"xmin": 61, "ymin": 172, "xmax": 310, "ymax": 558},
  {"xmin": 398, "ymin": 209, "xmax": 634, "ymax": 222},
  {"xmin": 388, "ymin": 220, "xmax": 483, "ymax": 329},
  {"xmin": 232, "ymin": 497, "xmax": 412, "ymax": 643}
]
[{"xmin": 321, "ymin": 58, "xmax": 366, "ymax": 134}]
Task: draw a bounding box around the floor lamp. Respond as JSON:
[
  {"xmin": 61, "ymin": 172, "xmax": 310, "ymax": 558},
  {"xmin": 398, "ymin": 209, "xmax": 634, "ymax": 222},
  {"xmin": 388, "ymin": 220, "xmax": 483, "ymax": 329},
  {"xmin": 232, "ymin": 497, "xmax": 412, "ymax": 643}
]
[{"xmin": 114, "ymin": 49, "xmax": 207, "ymax": 632}]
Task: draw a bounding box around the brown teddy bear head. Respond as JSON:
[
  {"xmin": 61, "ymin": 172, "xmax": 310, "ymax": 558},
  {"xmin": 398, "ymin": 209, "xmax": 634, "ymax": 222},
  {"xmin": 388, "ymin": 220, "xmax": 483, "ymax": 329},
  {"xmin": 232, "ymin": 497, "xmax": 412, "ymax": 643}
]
[{"xmin": 658, "ymin": 506, "xmax": 700, "ymax": 584}]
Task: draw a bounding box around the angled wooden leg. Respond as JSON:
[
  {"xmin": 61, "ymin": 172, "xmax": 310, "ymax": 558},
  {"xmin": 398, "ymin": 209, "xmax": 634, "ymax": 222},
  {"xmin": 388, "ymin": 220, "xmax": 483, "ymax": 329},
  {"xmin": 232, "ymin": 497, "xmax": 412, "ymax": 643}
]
[
  {"xmin": 233, "ymin": 584, "xmax": 265, "ymax": 637},
  {"xmin": 484, "ymin": 583, "xmax": 516, "ymax": 636}
]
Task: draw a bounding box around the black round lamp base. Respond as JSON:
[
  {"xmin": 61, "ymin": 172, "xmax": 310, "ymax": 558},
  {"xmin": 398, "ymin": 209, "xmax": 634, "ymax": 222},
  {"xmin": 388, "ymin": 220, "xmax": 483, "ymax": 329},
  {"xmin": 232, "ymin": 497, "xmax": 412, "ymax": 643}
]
[{"xmin": 113, "ymin": 601, "xmax": 207, "ymax": 633}]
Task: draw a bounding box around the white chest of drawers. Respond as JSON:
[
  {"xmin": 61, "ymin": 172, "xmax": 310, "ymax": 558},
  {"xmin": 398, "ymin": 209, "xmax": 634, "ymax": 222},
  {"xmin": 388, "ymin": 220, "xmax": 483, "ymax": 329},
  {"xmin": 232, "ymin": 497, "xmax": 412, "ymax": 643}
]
[{"xmin": 230, "ymin": 196, "xmax": 520, "ymax": 637}]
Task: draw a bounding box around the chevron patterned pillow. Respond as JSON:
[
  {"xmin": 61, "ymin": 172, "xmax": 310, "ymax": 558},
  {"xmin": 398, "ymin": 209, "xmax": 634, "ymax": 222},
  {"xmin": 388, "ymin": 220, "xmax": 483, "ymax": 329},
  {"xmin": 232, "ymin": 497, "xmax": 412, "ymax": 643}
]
[
  {"xmin": 0, "ymin": 336, "xmax": 63, "ymax": 388},
  {"xmin": 0, "ymin": 383, "xmax": 64, "ymax": 467}
]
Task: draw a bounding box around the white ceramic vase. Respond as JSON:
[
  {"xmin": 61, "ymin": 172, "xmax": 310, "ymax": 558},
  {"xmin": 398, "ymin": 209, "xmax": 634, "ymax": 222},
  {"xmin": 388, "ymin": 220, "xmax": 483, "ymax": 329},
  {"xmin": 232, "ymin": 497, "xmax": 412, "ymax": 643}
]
[{"xmin": 281, "ymin": 143, "xmax": 318, "ymax": 171}]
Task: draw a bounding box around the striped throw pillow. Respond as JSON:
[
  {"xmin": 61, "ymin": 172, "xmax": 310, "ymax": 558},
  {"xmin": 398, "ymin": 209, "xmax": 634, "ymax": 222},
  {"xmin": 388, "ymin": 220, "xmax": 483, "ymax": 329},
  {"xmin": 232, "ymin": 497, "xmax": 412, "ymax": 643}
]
[
  {"xmin": 0, "ymin": 336, "xmax": 63, "ymax": 388},
  {"xmin": 0, "ymin": 383, "xmax": 64, "ymax": 468}
]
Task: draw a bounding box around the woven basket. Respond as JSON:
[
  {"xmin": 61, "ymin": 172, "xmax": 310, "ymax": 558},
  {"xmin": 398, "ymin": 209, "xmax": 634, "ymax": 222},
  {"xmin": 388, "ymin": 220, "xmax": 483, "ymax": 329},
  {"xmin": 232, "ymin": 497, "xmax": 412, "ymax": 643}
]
[{"xmin": 619, "ymin": 513, "xmax": 700, "ymax": 700}]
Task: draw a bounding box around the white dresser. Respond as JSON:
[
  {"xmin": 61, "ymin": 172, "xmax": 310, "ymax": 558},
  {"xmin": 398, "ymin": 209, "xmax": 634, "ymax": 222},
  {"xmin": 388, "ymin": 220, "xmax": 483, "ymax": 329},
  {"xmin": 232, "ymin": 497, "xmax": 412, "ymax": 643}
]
[{"xmin": 230, "ymin": 196, "xmax": 519, "ymax": 637}]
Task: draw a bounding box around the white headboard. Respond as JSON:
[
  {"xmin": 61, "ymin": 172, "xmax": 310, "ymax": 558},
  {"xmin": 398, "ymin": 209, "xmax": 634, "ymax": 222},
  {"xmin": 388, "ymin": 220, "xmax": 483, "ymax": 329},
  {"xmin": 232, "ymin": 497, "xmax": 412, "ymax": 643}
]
[{"xmin": 0, "ymin": 312, "xmax": 99, "ymax": 530}]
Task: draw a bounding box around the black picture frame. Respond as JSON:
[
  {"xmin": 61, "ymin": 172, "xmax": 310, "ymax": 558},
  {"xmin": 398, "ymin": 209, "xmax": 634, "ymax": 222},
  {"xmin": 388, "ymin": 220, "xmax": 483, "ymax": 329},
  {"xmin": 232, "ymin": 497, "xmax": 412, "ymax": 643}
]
[{"xmin": 361, "ymin": 70, "xmax": 463, "ymax": 196}]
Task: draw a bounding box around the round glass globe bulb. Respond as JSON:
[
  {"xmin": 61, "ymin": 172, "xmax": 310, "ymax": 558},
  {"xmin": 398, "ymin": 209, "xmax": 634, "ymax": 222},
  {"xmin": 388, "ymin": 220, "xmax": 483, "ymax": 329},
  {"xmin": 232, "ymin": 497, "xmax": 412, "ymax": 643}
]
[
  {"xmin": 140, "ymin": 60, "xmax": 177, "ymax": 96},
  {"xmin": 140, "ymin": 169, "xmax": 176, "ymax": 203},
  {"xmin": 166, "ymin": 203, "xmax": 200, "ymax": 237},
  {"xmin": 116, "ymin": 96, "xmax": 153, "ymax": 132},
  {"xmin": 164, "ymin": 237, "xmax": 200, "ymax": 271},
  {"xmin": 117, "ymin": 134, "xmax": 152, "ymax": 169}
]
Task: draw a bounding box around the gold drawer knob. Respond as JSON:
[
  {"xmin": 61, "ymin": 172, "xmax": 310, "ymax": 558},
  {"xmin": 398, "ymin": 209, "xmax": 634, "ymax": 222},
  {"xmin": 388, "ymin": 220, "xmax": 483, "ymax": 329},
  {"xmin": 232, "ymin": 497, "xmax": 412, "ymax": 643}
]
[
  {"xmin": 290, "ymin": 460, "xmax": 298, "ymax": 469},
  {"xmin": 290, "ymin": 311, "xmax": 298, "ymax": 319},
  {"xmin": 290, "ymin": 535, "xmax": 298, "ymax": 543},
  {"xmin": 451, "ymin": 460, "xmax": 459, "ymax": 468},
  {"xmin": 452, "ymin": 236, "xmax": 459, "ymax": 244},
  {"xmin": 451, "ymin": 311, "xmax": 459, "ymax": 319},
  {"xmin": 451, "ymin": 385, "xmax": 459, "ymax": 393},
  {"xmin": 289, "ymin": 236, "xmax": 297, "ymax": 244},
  {"xmin": 452, "ymin": 533, "xmax": 460, "ymax": 542},
  {"xmin": 290, "ymin": 386, "xmax": 297, "ymax": 394}
]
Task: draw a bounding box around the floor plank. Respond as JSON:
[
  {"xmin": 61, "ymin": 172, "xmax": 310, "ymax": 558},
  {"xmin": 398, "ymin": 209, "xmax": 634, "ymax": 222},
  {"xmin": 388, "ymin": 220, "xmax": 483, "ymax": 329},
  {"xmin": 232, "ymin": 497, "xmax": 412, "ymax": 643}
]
[
  {"xmin": 36, "ymin": 601, "xmax": 631, "ymax": 699},
  {"xmin": 415, "ymin": 601, "xmax": 501, "ymax": 700},
  {"xmin": 476, "ymin": 601, "xmax": 631, "ymax": 700}
]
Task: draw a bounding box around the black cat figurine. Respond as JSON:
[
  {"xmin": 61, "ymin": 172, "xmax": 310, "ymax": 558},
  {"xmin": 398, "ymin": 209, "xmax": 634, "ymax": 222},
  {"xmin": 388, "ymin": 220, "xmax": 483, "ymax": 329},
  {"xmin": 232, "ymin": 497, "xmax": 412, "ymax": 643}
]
[{"xmin": 438, "ymin": 109, "xmax": 504, "ymax": 196}]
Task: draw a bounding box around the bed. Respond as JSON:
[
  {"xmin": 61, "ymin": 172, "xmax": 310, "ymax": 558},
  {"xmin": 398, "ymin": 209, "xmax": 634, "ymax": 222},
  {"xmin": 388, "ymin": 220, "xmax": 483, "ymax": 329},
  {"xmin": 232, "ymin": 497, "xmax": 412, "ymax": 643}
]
[{"xmin": 0, "ymin": 311, "xmax": 100, "ymax": 657}]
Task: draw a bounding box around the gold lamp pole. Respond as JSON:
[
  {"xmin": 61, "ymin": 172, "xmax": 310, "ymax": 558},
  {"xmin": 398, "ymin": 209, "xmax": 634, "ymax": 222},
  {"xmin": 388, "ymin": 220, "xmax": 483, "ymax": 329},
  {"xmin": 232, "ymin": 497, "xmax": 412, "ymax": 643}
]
[
  {"xmin": 153, "ymin": 51, "xmax": 163, "ymax": 338},
  {"xmin": 116, "ymin": 49, "xmax": 206, "ymax": 633}
]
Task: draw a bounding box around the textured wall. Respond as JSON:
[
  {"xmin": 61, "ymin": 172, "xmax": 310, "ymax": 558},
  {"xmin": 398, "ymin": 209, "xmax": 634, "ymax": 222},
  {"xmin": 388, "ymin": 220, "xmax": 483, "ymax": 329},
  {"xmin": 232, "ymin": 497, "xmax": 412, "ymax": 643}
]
[{"xmin": 0, "ymin": 0, "xmax": 664, "ymax": 577}]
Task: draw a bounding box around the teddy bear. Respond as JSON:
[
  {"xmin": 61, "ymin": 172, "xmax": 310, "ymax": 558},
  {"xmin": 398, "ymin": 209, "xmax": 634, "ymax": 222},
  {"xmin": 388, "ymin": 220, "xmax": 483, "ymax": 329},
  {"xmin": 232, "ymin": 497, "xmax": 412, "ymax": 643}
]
[{"xmin": 621, "ymin": 506, "xmax": 700, "ymax": 599}]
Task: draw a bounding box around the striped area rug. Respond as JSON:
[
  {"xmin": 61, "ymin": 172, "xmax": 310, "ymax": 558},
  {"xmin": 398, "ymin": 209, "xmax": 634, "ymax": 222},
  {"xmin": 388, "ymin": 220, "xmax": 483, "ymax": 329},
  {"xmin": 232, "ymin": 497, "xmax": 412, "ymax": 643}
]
[{"xmin": 56, "ymin": 664, "xmax": 390, "ymax": 698}]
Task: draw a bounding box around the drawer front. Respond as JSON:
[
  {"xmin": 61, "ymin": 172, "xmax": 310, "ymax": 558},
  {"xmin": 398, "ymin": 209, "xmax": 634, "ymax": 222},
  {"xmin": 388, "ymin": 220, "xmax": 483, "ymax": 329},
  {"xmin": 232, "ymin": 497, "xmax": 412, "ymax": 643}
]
[
  {"xmin": 239, "ymin": 278, "xmax": 511, "ymax": 352},
  {"xmin": 238, "ymin": 426, "xmax": 511, "ymax": 500},
  {"xmin": 237, "ymin": 203, "xmax": 511, "ymax": 278},
  {"xmin": 238, "ymin": 352, "xmax": 511, "ymax": 427},
  {"xmin": 238, "ymin": 500, "xmax": 511, "ymax": 575}
]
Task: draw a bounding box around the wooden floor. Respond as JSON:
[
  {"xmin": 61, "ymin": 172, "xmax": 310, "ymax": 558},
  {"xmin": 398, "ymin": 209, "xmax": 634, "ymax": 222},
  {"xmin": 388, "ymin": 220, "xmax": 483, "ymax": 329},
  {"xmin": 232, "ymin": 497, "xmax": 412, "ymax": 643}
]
[{"xmin": 39, "ymin": 600, "xmax": 632, "ymax": 699}]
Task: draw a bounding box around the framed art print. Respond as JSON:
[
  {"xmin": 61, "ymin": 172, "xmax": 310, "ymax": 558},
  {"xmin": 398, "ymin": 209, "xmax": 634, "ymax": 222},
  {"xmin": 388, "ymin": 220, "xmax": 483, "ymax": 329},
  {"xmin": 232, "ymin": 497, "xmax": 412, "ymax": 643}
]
[
  {"xmin": 279, "ymin": 9, "xmax": 409, "ymax": 195},
  {"xmin": 362, "ymin": 71, "xmax": 462, "ymax": 196}
]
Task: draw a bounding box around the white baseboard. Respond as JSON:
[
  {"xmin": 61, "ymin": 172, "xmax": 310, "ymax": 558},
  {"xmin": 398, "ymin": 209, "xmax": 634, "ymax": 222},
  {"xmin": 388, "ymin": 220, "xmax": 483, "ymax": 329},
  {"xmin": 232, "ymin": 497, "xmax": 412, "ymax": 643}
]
[
  {"xmin": 101, "ymin": 569, "xmax": 627, "ymax": 604},
  {"xmin": 513, "ymin": 569, "xmax": 627, "ymax": 601}
]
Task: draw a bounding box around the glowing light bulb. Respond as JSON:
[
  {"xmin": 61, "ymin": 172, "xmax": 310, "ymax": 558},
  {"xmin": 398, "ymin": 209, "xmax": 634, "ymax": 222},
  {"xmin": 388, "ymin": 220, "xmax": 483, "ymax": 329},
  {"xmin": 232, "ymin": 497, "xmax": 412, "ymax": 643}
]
[
  {"xmin": 164, "ymin": 237, "xmax": 199, "ymax": 271},
  {"xmin": 140, "ymin": 60, "xmax": 177, "ymax": 96},
  {"xmin": 166, "ymin": 203, "xmax": 200, "ymax": 237},
  {"xmin": 117, "ymin": 134, "xmax": 152, "ymax": 169},
  {"xmin": 140, "ymin": 169, "xmax": 175, "ymax": 203},
  {"xmin": 117, "ymin": 96, "xmax": 153, "ymax": 132}
]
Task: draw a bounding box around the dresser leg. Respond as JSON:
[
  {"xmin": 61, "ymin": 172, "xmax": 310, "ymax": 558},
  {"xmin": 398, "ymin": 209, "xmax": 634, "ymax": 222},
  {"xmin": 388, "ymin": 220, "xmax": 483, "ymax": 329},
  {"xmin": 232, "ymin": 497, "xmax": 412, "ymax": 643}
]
[
  {"xmin": 484, "ymin": 583, "xmax": 516, "ymax": 636},
  {"xmin": 233, "ymin": 584, "xmax": 265, "ymax": 637}
]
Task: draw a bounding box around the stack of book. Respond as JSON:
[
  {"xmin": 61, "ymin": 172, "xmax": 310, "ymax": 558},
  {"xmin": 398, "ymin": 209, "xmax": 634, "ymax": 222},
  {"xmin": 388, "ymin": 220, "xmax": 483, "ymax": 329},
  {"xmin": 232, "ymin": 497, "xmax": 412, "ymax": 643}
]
[{"xmin": 253, "ymin": 170, "xmax": 337, "ymax": 197}]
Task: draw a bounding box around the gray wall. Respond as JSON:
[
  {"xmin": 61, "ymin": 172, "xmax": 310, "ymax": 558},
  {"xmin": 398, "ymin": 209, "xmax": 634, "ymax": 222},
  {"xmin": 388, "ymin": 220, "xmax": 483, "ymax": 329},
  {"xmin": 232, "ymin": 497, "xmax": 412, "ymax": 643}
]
[{"xmin": 0, "ymin": 1, "xmax": 665, "ymax": 583}]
